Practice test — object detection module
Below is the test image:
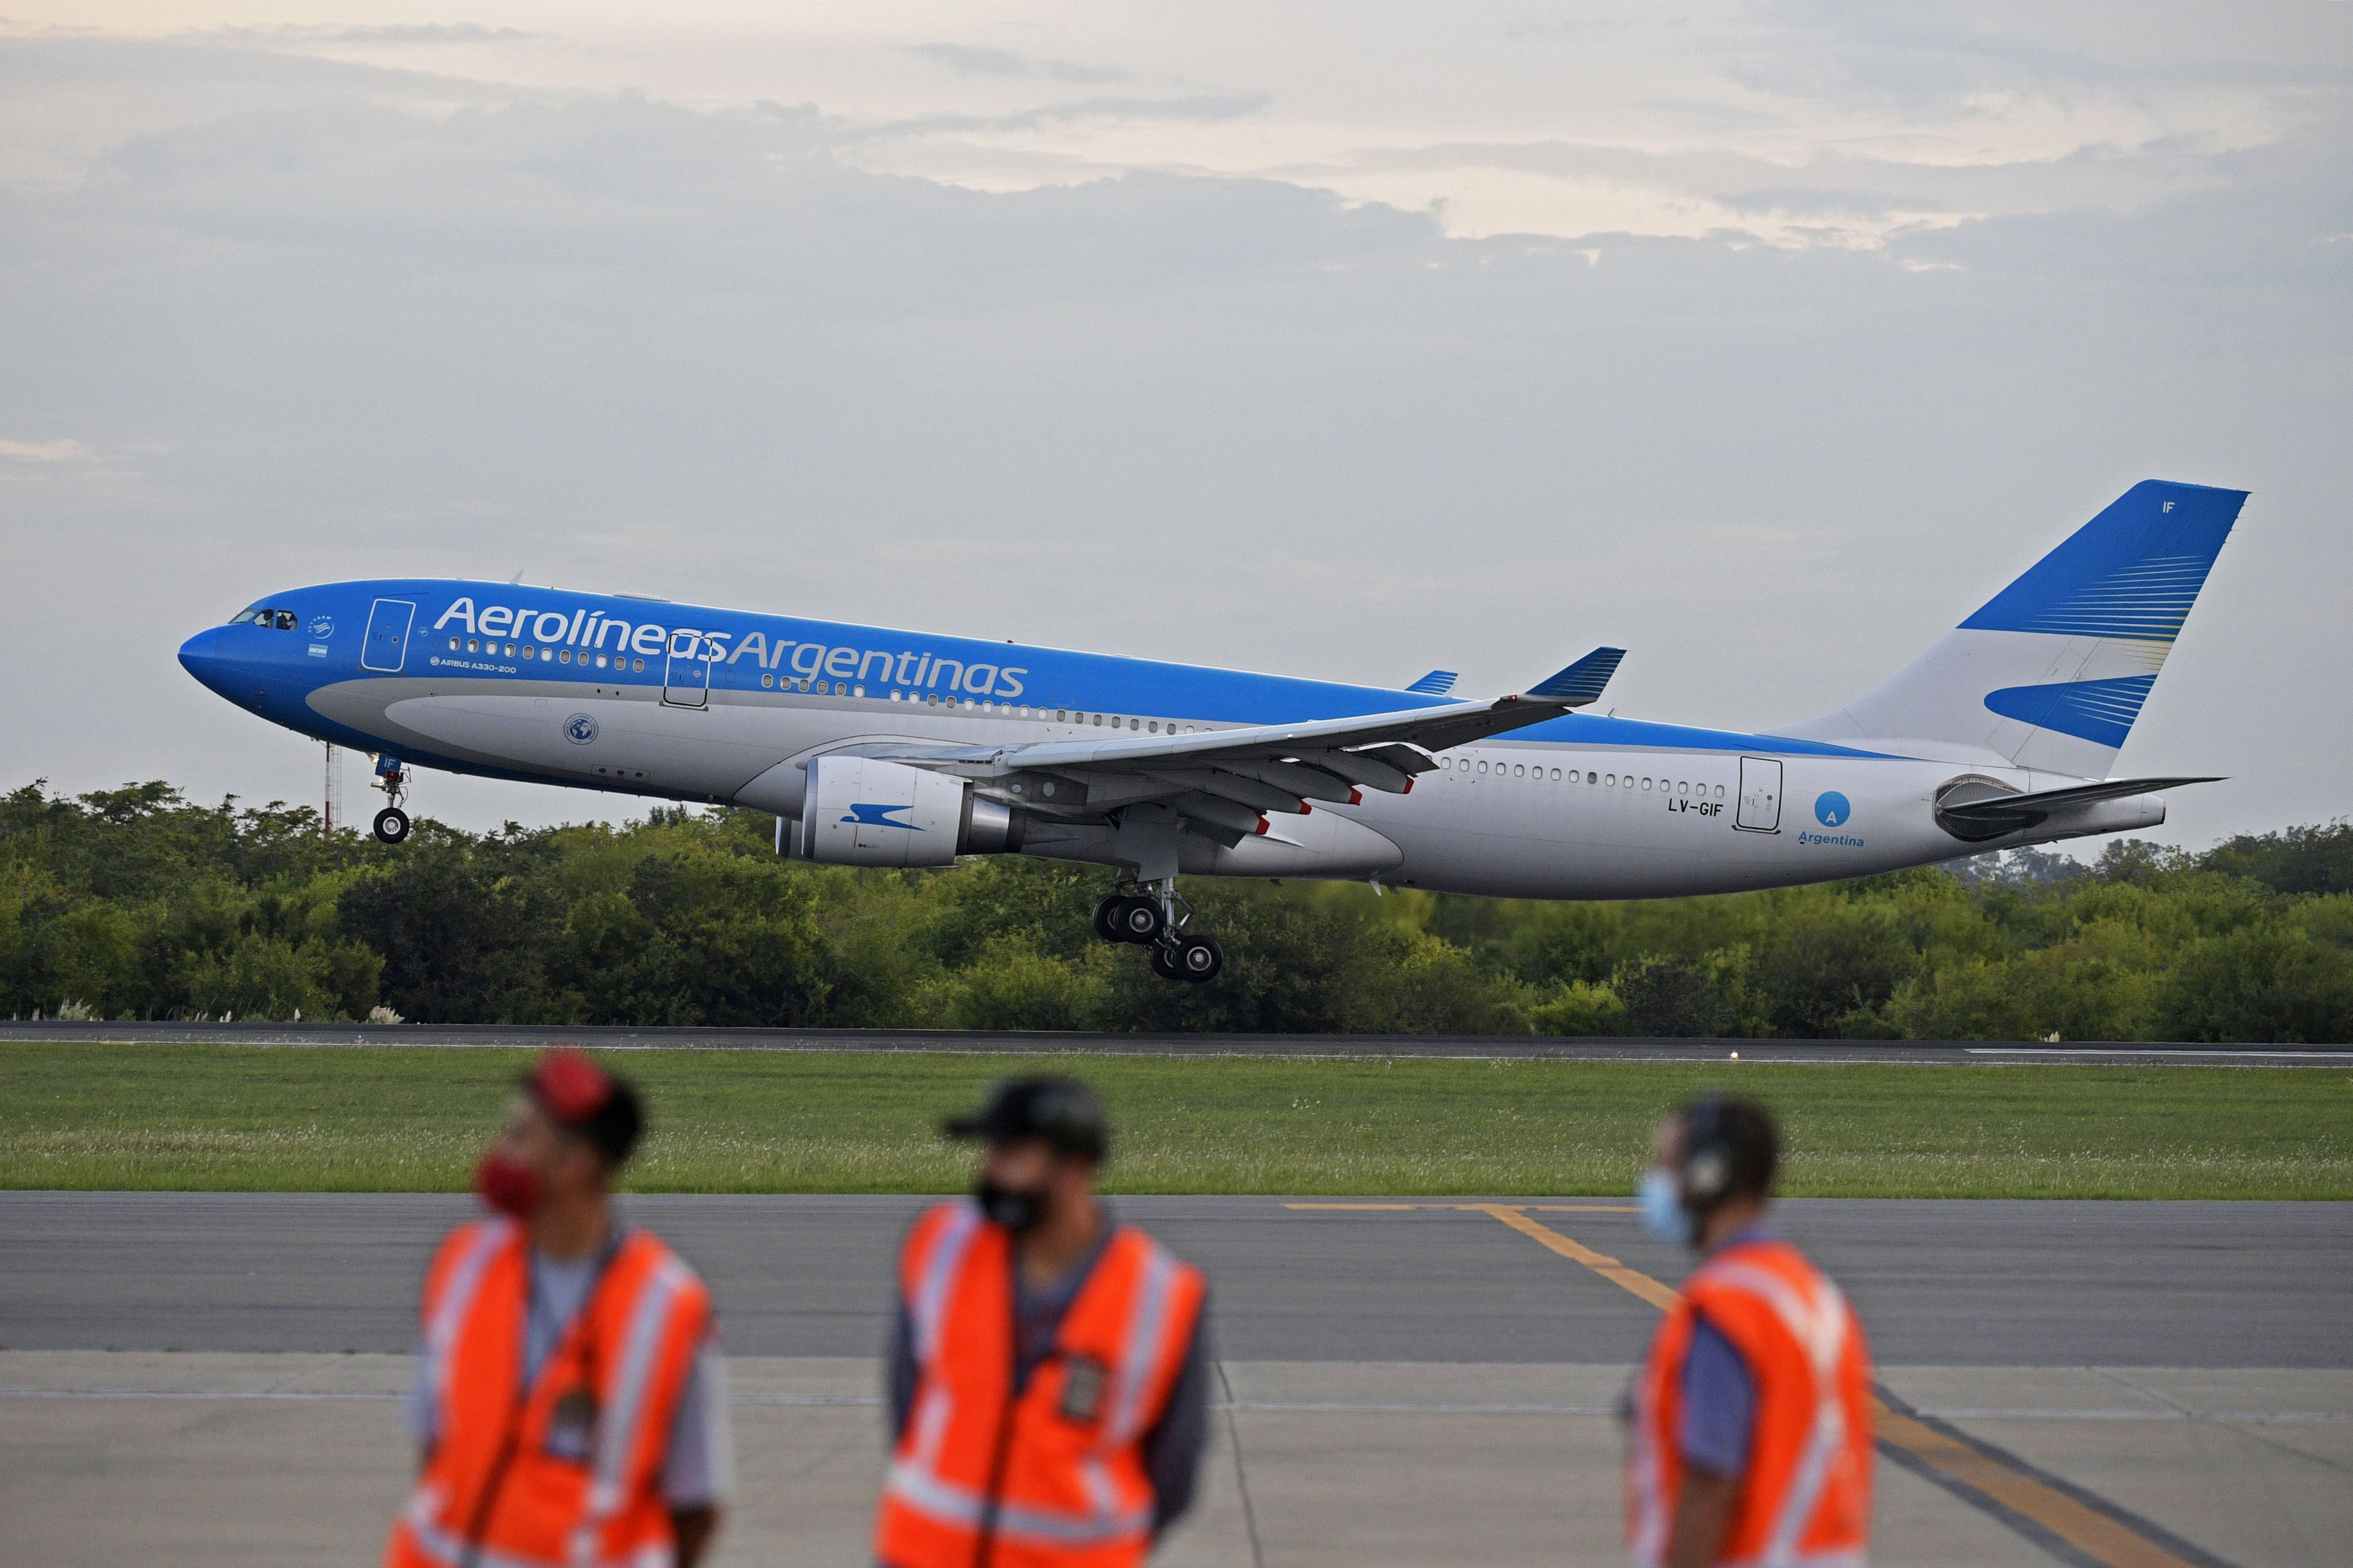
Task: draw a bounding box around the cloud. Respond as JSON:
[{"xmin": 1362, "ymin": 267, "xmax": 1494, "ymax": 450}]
[
  {"xmin": 869, "ymin": 91, "xmax": 1272, "ymax": 140},
  {"xmin": 200, "ymin": 24, "xmax": 540, "ymax": 47},
  {"xmin": 903, "ymin": 43, "xmax": 1130, "ymax": 85},
  {"xmin": 0, "ymin": 437, "xmax": 91, "ymax": 461}
]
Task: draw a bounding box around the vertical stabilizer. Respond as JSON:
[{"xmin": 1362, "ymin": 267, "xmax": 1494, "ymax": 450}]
[{"xmin": 1785, "ymin": 481, "xmax": 2246, "ymax": 775}]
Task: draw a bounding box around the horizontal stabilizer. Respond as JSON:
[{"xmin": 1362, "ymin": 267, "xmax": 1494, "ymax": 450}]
[
  {"xmin": 1525, "ymin": 647, "xmax": 1626, "ymax": 707},
  {"xmin": 1405, "ymin": 669, "xmax": 1459, "ymax": 695},
  {"xmin": 1937, "ymin": 776, "xmax": 2221, "ymax": 822},
  {"xmin": 1936, "ymin": 775, "xmax": 2219, "ymax": 841}
]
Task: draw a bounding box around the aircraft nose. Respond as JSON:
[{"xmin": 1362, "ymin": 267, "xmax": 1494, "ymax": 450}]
[{"xmin": 178, "ymin": 627, "xmax": 230, "ymax": 691}]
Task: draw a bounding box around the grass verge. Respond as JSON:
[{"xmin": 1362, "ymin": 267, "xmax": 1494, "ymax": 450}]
[{"xmin": 2, "ymin": 1043, "xmax": 2346, "ymax": 1198}]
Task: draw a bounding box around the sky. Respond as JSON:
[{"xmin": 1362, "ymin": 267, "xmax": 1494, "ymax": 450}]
[{"xmin": 3, "ymin": 3, "xmax": 2348, "ymax": 849}]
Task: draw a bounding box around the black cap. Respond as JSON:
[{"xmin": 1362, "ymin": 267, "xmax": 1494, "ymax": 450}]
[{"xmin": 944, "ymin": 1076, "xmax": 1110, "ymax": 1161}]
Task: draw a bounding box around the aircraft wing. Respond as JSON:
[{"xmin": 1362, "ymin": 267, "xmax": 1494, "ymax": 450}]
[{"xmin": 868, "ymin": 647, "xmax": 1626, "ymax": 845}]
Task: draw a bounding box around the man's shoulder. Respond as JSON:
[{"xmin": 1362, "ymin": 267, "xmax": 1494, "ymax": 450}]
[
  {"xmin": 429, "ymin": 1216, "xmax": 516, "ymax": 1268},
  {"xmin": 1105, "ymin": 1224, "xmax": 1209, "ymax": 1308},
  {"xmin": 614, "ymin": 1227, "xmax": 710, "ymax": 1294}
]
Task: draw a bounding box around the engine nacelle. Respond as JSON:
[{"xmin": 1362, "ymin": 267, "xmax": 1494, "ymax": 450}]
[{"xmin": 796, "ymin": 756, "xmax": 1021, "ymax": 866}]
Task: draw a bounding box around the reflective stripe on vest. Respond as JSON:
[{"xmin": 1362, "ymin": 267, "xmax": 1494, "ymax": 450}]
[
  {"xmin": 877, "ymin": 1202, "xmax": 1205, "ymax": 1567},
  {"xmin": 425, "ymin": 1219, "xmax": 513, "ymax": 1411},
  {"xmin": 397, "ymin": 1491, "xmax": 674, "ymax": 1568},
  {"xmin": 573, "ymin": 1252, "xmax": 695, "ymax": 1564}
]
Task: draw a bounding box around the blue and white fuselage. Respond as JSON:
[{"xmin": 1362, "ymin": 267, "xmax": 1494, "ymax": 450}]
[{"xmin": 177, "ymin": 481, "xmax": 2244, "ymax": 913}]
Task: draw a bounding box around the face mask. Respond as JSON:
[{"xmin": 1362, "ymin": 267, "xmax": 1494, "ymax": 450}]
[
  {"xmin": 1637, "ymin": 1166, "xmax": 1691, "ymax": 1245},
  {"xmin": 474, "ymin": 1152, "xmax": 543, "ymax": 1218},
  {"xmin": 975, "ymin": 1179, "xmax": 1047, "ymax": 1233}
]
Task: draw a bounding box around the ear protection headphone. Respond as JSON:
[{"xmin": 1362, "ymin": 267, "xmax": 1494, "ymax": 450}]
[{"xmin": 1678, "ymin": 1098, "xmax": 1737, "ymax": 1211}]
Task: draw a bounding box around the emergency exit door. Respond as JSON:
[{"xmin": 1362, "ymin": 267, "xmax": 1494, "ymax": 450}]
[
  {"xmin": 1736, "ymin": 756, "xmax": 1782, "ymax": 832},
  {"xmin": 362, "ymin": 599, "xmax": 414, "ymax": 673},
  {"xmin": 663, "ymin": 631, "xmax": 711, "ymax": 708}
]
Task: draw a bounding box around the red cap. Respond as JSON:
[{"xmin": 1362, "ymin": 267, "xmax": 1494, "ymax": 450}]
[{"xmin": 528, "ymin": 1047, "xmax": 614, "ymax": 1125}]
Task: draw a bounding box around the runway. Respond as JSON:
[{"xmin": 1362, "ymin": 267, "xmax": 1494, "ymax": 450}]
[
  {"xmin": 4, "ymin": 1019, "xmax": 2343, "ymax": 1063},
  {"xmin": 4, "ymin": 1193, "xmax": 2347, "ymax": 1567},
  {"xmin": 5, "ymin": 1192, "xmax": 2347, "ymax": 1365}
]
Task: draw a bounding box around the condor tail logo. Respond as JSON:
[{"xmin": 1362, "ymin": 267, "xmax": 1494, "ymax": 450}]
[{"xmin": 841, "ymin": 802, "xmax": 922, "ymax": 831}]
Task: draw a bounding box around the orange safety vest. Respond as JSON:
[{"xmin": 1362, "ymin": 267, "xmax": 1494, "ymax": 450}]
[
  {"xmin": 875, "ymin": 1201, "xmax": 1208, "ymax": 1568},
  {"xmin": 1626, "ymin": 1238, "xmax": 1873, "ymax": 1568},
  {"xmin": 384, "ymin": 1218, "xmax": 713, "ymax": 1568}
]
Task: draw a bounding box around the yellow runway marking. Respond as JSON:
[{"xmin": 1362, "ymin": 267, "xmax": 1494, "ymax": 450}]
[
  {"xmin": 1297, "ymin": 1201, "xmax": 2217, "ymax": 1568},
  {"xmin": 1462, "ymin": 1204, "xmax": 1684, "ymax": 1310},
  {"xmin": 1289, "ymin": 1213, "xmax": 1638, "ymax": 1222}
]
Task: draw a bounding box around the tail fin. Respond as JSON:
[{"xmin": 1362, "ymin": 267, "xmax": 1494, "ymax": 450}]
[{"xmin": 1786, "ymin": 480, "xmax": 2246, "ymax": 775}]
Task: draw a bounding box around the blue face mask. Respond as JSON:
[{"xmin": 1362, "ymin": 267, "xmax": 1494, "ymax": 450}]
[{"xmin": 1637, "ymin": 1167, "xmax": 1689, "ymax": 1244}]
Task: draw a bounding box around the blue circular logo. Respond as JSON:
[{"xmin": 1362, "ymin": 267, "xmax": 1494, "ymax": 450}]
[
  {"xmin": 564, "ymin": 713, "xmax": 599, "ymax": 745},
  {"xmin": 307, "ymin": 614, "xmax": 334, "ymax": 638},
  {"xmin": 1813, "ymin": 791, "xmax": 1852, "ymax": 827}
]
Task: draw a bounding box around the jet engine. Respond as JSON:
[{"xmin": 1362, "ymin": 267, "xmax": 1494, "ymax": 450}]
[{"xmin": 796, "ymin": 755, "xmax": 1022, "ymax": 867}]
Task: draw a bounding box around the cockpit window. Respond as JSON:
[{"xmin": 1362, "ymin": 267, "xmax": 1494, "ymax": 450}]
[
  {"xmin": 274, "ymin": 610, "xmax": 298, "ymax": 630},
  {"xmin": 229, "ymin": 607, "xmax": 265, "ymax": 625}
]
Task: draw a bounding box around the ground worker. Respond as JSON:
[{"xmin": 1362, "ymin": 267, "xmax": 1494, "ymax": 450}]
[
  {"xmin": 386, "ymin": 1048, "xmax": 731, "ymax": 1568},
  {"xmin": 1625, "ymin": 1097, "xmax": 1874, "ymax": 1568},
  {"xmin": 875, "ymin": 1075, "xmax": 1212, "ymax": 1568}
]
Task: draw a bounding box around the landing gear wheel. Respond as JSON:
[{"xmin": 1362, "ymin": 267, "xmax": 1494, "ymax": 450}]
[
  {"xmin": 1093, "ymin": 895, "xmax": 1128, "ymax": 945},
  {"xmin": 1108, "ymin": 895, "xmax": 1165, "ymax": 944},
  {"xmin": 1173, "ymin": 933, "xmax": 1223, "ymax": 983},
  {"xmin": 1148, "ymin": 941, "xmax": 1185, "ymax": 980},
  {"xmin": 373, "ymin": 807, "xmax": 411, "ymax": 845}
]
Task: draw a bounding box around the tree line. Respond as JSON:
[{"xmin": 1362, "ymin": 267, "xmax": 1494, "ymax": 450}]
[{"xmin": 3, "ymin": 779, "xmax": 2349, "ymax": 1040}]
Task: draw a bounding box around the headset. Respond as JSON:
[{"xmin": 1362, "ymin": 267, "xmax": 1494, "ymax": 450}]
[{"xmin": 1677, "ymin": 1097, "xmax": 1740, "ymax": 1213}]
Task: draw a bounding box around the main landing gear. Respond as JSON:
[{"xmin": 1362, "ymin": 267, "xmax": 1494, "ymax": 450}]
[
  {"xmin": 1093, "ymin": 881, "xmax": 1224, "ymax": 983},
  {"xmin": 371, "ymin": 756, "xmax": 412, "ymax": 845}
]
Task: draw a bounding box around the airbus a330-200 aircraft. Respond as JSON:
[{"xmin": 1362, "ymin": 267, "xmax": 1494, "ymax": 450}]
[{"xmin": 179, "ymin": 480, "xmax": 2242, "ymax": 982}]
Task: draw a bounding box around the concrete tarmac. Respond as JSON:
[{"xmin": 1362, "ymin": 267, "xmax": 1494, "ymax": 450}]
[
  {"xmin": 5, "ymin": 1194, "xmax": 2349, "ymax": 1567},
  {"xmin": 5, "ymin": 1192, "xmax": 2347, "ymax": 1365},
  {"xmin": 7, "ymin": 1018, "xmax": 2346, "ymax": 1062}
]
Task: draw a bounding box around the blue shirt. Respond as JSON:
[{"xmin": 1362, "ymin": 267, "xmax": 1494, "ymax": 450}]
[{"xmin": 1680, "ymin": 1222, "xmax": 1772, "ymax": 1477}]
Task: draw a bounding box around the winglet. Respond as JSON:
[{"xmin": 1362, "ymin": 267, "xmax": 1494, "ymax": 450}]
[
  {"xmin": 1406, "ymin": 669, "xmax": 1459, "ymax": 695},
  {"xmin": 1526, "ymin": 647, "xmax": 1626, "ymax": 707}
]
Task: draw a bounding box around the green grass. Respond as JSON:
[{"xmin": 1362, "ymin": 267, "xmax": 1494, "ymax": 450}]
[{"xmin": 3, "ymin": 1043, "xmax": 2347, "ymax": 1198}]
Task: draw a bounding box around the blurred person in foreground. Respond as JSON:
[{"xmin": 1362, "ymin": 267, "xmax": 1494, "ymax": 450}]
[
  {"xmin": 875, "ymin": 1075, "xmax": 1212, "ymax": 1568},
  {"xmin": 385, "ymin": 1048, "xmax": 730, "ymax": 1568},
  {"xmin": 1625, "ymin": 1097, "xmax": 1874, "ymax": 1568}
]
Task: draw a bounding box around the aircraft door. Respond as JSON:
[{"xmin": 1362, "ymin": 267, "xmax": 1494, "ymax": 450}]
[
  {"xmin": 663, "ymin": 629, "xmax": 711, "ymax": 708},
  {"xmin": 362, "ymin": 599, "xmax": 415, "ymax": 673},
  {"xmin": 1736, "ymin": 756, "xmax": 1782, "ymax": 832}
]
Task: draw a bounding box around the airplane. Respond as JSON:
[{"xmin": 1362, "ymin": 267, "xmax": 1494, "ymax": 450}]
[{"xmin": 178, "ymin": 480, "xmax": 2243, "ymax": 982}]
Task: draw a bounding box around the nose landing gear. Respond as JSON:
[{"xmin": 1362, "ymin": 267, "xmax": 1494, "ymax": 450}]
[
  {"xmin": 1093, "ymin": 879, "xmax": 1223, "ymax": 982},
  {"xmin": 371, "ymin": 756, "xmax": 412, "ymax": 844}
]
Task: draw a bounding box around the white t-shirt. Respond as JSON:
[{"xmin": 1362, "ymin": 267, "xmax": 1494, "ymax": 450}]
[{"xmin": 408, "ymin": 1247, "xmax": 734, "ymax": 1507}]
